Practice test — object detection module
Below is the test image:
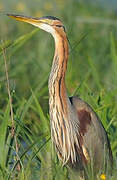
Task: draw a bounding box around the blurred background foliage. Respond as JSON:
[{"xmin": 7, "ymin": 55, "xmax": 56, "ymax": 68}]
[{"xmin": 0, "ymin": 0, "xmax": 117, "ymax": 179}]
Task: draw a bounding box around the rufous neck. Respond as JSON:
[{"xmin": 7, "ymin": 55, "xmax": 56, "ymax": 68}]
[
  {"xmin": 49, "ymin": 32, "xmax": 69, "ymax": 115},
  {"xmin": 53, "ymin": 32, "xmax": 69, "ymax": 79}
]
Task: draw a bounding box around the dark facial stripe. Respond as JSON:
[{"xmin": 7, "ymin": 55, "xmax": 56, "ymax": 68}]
[{"xmin": 39, "ymin": 16, "xmax": 60, "ymax": 21}]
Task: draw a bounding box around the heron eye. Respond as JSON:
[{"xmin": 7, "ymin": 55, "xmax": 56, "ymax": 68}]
[
  {"xmin": 56, "ymin": 25, "xmax": 62, "ymax": 28},
  {"xmin": 56, "ymin": 25, "xmax": 66, "ymax": 32}
]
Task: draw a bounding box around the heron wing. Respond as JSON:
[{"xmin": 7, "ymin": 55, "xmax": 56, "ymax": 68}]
[{"xmin": 70, "ymin": 96, "xmax": 112, "ymax": 171}]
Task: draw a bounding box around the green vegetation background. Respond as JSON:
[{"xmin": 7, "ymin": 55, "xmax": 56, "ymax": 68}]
[{"xmin": 0, "ymin": 0, "xmax": 117, "ymax": 179}]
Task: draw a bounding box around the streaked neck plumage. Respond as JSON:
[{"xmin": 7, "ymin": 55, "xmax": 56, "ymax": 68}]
[
  {"xmin": 48, "ymin": 31, "xmax": 69, "ymax": 115},
  {"xmin": 48, "ymin": 30, "xmax": 79, "ymax": 164}
]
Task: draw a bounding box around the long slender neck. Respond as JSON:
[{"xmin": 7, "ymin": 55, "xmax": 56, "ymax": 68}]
[
  {"xmin": 49, "ymin": 32, "xmax": 69, "ymax": 114},
  {"xmin": 49, "ymin": 31, "xmax": 79, "ymax": 164}
]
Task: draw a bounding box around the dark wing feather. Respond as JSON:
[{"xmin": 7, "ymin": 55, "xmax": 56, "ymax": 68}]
[
  {"xmin": 70, "ymin": 96, "xmax": 113, "ymax": 172},
  {"xmin": 77, "ymin": 109, "xmax": 91, "ymax": 136}
]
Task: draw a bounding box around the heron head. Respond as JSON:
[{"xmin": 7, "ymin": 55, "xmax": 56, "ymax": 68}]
[{"xmin": 7, "ymin": 14, "xmax": 66, "ymax": 37}]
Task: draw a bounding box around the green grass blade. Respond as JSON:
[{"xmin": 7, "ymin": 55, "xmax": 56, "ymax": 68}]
[
  {"xmin": 0, "ymin": 28, "xmax": 39, "ymax": 57},
  {"xmin": 0, "ymin": 103, "xmax": 10, "ymax": 169},
  {"xmin": 110, "ymin": 32, "xmax": 117, "ymax": 67},
  {"xmin": 87, "ymin": 56, "xmax": 102, "ymax": 89}
]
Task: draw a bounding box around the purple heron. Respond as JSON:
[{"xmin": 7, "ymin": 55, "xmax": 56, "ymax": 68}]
[{"xmin": 7, "ymin": 14, "xmax": 112, "ymax": 176}]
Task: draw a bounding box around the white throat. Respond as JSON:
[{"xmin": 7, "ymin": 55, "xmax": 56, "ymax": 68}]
[{"xmin": 39, "ymin": 23, "xmax": 55, "ymax": 34}]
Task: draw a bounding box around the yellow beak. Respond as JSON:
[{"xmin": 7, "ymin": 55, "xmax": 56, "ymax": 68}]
[{"xmin": 7, "ymin": 14, "xmax": 49, "ymax": 27}]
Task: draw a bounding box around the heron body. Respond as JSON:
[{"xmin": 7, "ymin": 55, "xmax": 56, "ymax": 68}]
[{"xmin": 7, "ymin": 14, "xmax": 112, "ymax": 176}]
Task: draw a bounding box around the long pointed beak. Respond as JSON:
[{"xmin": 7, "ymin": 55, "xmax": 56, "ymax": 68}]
[{"xmin": 7, "ymin": 13, "xmax": 45, "ymax": 27}]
